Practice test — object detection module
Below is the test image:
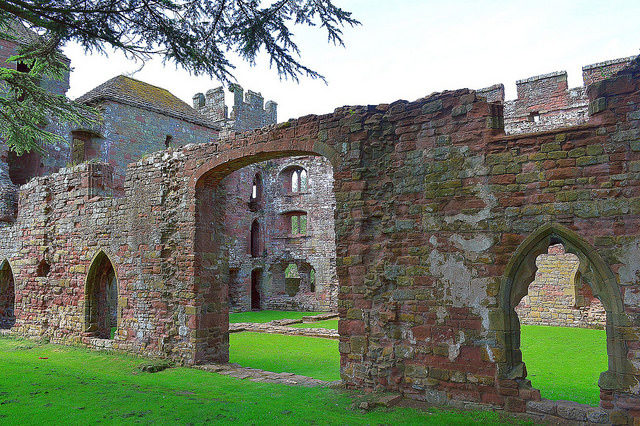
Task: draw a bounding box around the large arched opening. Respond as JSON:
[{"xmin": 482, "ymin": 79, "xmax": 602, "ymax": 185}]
[
  {"xmin": 0, "ymin": 259, "xmax": 15, "ymax": 329},
  {"xmin": 498, "ymin": 223, "xmax": 634, "ymax": 405},
  {"xmin": 84, "ymin": 251, "xmax": 119, "ymax": 340},
  {"xmin": 192, "ymin": 142, "xmax": 340, "ymax": 365}
]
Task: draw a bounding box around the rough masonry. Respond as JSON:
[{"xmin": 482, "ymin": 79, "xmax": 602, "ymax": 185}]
[{"xmin": 1, "ymin": 21, "xmax": 640, "ymax": 420}]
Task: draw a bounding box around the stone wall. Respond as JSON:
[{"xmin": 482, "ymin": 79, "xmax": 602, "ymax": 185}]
[
  {"xmin": 479, "ymin": 55, "xmax": 637, "ymax": 136},
  {"xmin": 515, "ymin": 244, "xmax": 606, "ymax": 328},
  {"xmin": 0, "ymin": 159, "xmax": 199, "ymax": 362},
  {"xmin": 94, "ymin": 101, "xmax": 218, "ymax": 192},
  {"xmin": 0, "ymin": 58, "xmax": 639, "ymax": 419},
  {"xmin": 192, "ymin": 84, "xmax": 277, "ymax": 135}
]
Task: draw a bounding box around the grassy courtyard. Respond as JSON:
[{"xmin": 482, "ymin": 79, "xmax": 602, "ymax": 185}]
[
  {"xmin": 230, "ymin": 311, "xmax": 607, "ymax": 407},
  {"xmin": 229, "ymin": 310, "xmax": 321, "ymax": 323},
  {"xmin": 0, "ymin": 336, "xmax": 523, "ymax": 425},
  {"xmin": 0, "ymin": 312, "xmax": 607, "ymax": 423}
]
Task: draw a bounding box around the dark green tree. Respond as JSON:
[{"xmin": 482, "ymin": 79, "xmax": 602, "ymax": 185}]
[{"xmin": 0, "ymin": 1, "xmax": 359, "ymax": 154}]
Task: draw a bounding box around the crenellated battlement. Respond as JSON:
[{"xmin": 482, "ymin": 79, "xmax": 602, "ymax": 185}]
[
  {"xmin": 192, "ymin": 84, "xmax": 278, "ymax": 134},
  {"xmin": 479, "ymin": 55, "xmax": 638, "ymax": 134}
]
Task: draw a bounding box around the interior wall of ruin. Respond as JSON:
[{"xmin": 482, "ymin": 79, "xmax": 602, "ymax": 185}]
[{"xmin": 220, "ymin": 156, "xmax": 338, "ymax": 312}]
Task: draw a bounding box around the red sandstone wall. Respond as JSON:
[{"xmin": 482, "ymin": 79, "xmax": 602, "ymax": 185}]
[
  {"xmin": 0, "ymin": 58, "xmax": 639, "ymax": 420},
  {"xmin": 583, "ymin": 56, "xmax": 637, "ymax": 86}
]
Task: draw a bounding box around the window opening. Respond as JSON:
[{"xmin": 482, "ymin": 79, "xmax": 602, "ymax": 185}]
[
  {"xmin": 290, "ymin": 213, "xmax": 307, "ymax": 235},
  {"xmin": 250, "ymin": 220, "xmax": 261, "ymax": 257},
  {"xmin": 285, "ymin": 263, "xmax": 301, "ymax": 296}
]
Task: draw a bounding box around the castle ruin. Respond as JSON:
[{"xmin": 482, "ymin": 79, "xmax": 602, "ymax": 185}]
[{"xmin": 2, "ymin": 22, "xmax": 640, "ymax": 422}]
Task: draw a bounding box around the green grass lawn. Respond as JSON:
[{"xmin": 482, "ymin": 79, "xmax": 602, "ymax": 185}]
[
  {"xmin": 289, "ymin": 319, "xmax": 339, "ymax": 329},
  {"xmin": 232, "ymin": 318, "xmax": 606, "ymax": 407},
  {"xmin": 229, "ymin": 310, "xmax": 321, "ymax": 323},
  {"xmin": 520, "ymin": 324, "xmax": 606, "ymax": 406},
  {"xmin": 0, "ymin": 336, "xmax": 523, "ymax": 425},
  {"xmin": 230, "ymin": 332, "xmax": 340, "ymax": 380}
]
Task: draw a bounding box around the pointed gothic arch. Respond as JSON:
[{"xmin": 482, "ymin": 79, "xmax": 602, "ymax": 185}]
[
  {"xmin": 84, "ymin": 251, "xmax": 119, "ymax": 339},
  {"xmin": 498, "ymin": 223, "xmax": 634, "ymax": 394},
  {"xmin": 0, "ymin": 259, "xmax": 15, "ymax": 329}
]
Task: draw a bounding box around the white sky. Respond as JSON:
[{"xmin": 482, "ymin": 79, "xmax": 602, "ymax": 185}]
[{"xmin": 63, "ymin": 0, "xmax": 640, "ymax": 123}]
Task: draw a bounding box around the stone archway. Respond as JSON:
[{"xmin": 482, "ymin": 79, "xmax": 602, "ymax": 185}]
[
  {"xmin": 84, "ymin": 251, "xmax": 119, "ymax": 340},
  {"xmin": 190, "ymin": 140, "xmax": 341, "ymax": 364},
  {"xmin": 498, "ymin": 223, "xmax": 634, "ymax": 397},
  {"xmin": 0, "ymin": 259, "xmax": 15, "ymax": 329}
]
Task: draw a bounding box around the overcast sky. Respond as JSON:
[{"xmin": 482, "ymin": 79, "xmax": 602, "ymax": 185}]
[{"xmin": 63, "ymin": 0, "xmax": 639, "ymax": 123}]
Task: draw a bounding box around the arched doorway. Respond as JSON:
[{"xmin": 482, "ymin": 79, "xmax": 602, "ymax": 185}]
[
  {"xmin": 498, "ymin": 223, "xmax": 633, "ymax": 403},
  {"xmin": 192, "ymin": 142, "xmax": 340, "ymax": 363},
  {"xmin": 0, "ymin": 260, "xmax": 15, "ymax": 329},
  {"xmin": 251, "ymin": 268, "xmax": 262, "ymax": 311},
  {"xmin": 84, "ymin": 251, "xmax": 118, "ymax": 339}
]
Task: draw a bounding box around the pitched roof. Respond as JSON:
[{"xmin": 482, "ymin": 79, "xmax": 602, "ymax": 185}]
[
  {"xmin": 76, "ymin": 75, "xmax": 219, "ymax": 129},
  {"xmin": 0, "ymin": 20, "xmax": 39, "ymax": 45}
]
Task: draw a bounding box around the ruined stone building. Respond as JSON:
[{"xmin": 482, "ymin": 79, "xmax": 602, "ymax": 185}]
[
  {"xmin": 2, "ymin": 20, "xmax": 640, "ymax": 421},
  {"xmin": 191, "ymin": 88, "xmax": 338, "ymax": 312},
  {"xmin": 480, "ymin": 55, "xmax": 637, "ymax": 135},
  {"xmin": 0, "ymin": 23, "xmax": 338, "ymax": 317},
  {"xmin": 478, "ymin": 57, "xmax": 639, "ymax": 330}
]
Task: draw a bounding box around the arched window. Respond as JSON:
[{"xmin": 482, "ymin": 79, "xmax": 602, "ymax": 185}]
[
  {"xmin": 285, "ymin": 263, "xmax": 301, "ymax": 296},
  {"xmin": 250, "ymin": 173, "xmax": 262, "ymax": 201},
  {"xmin": 281, "ymin": 166, "xmax": 308, "ymax": 193},
  {"xmin": 0, "ymin": 260, "xmax": 15, "ymax": 329},
  {"xmin": 500, "ymin": 224, "xmax": 621, "ymax": 407},
  {"xmin": 249, "ymin": 173, "xmax": 263, "ymax": 212},
  {"xmin": 251, "ymin": 219, "xmax": 261, "ymax": 257},
  {"xmin": 85, "ymin": 251, "xmax": 118, "ymax": 339}
]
